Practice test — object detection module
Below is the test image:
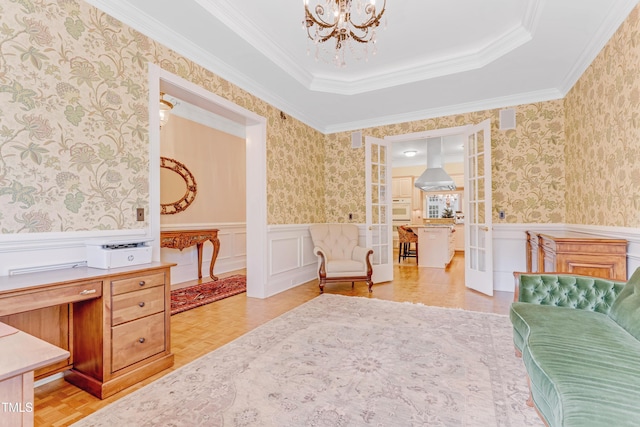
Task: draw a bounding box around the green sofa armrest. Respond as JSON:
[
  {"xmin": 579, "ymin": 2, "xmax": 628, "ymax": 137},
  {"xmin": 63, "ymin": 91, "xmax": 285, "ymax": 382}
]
[{"xmin": 513, "ymin": 272, "xmax": 626, "ymax": 314}]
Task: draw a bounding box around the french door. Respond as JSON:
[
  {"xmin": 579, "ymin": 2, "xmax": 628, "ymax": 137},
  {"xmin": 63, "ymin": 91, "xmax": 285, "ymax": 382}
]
[
  {"xmin": 464, "ymin": 119, "xmax": 493, "ymax": 295},
  {"xmin": 365, "ymin": 136, "xmax": 393, "ymax": 284}
]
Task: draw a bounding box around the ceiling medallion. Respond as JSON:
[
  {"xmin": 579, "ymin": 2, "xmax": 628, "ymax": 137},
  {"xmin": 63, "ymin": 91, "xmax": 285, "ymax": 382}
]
[{"xmin": 303, "ymin": 0, "xmax": 387, "ymax": 67}]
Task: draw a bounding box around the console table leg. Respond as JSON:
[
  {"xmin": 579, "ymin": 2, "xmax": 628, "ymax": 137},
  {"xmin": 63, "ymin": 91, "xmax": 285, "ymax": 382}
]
[
  {"xmin": 196, "ymin": 242, "xmax": 203, "ymax": 279},
  {"xmin": 209, "ymin": 238, "xmax": 220, "ymax": 281}
]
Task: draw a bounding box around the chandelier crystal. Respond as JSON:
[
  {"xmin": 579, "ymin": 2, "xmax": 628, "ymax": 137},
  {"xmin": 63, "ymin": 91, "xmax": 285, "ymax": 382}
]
[{"xmin": 303, "ymin": 0, "xmax": 387, "ymax": 67}]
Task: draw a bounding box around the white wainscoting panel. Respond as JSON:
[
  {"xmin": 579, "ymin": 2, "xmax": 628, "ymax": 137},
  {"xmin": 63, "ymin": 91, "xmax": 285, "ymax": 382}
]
[
  {"xmin": 491, "ymin": 223, "xmax": 640, "ymax": 292},
  {"xmin": 491, "ymin": 223, "xmax": 564, "ymax": 292},
  {"xmin": 160, "ymin": 223, "xmax": 246, "ymax": 286},
  {"xmin": 266, "ymin": 224, "xmax": 317, "ymax": 297},
  {"xmin": 270, "ymin": 237, "xmax": 301, "ymax": 276}
]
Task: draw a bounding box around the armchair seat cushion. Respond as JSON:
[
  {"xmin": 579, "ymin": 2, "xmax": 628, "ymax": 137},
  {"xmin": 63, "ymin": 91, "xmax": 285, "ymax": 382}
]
[{"xmin": 326, "ymin": 259, "xmax": 365, "ymax": 274}]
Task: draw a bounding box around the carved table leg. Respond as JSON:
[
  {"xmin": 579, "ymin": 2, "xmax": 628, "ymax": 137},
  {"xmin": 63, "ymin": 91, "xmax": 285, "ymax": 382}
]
[
  {"xmin": 209, "ymin": 237, "xmax": 220, "ymax": 281},
  {"xmin": 196, "ymin": 242, "xmax": 204, "ymax": 279}
]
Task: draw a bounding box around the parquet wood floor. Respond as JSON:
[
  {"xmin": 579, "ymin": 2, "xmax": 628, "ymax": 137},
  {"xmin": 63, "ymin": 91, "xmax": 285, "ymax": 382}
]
[{"xmin": 33, "ymin": 252, "xmax": 514, "ymax": 426}]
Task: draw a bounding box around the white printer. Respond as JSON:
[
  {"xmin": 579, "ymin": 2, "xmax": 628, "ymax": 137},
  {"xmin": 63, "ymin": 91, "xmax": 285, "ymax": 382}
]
[{"xmin": 86, "ymin": 239, "xmax": 153, "ymax": 269}]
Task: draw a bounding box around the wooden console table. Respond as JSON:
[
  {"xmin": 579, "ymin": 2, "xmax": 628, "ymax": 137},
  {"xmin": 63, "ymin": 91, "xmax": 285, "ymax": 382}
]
[{"xmin": 161, "ymin": 229, "xmax": 220, "ymax": 281}]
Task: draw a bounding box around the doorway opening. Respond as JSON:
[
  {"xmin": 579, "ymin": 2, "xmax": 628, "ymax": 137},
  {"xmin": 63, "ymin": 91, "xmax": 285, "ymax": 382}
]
[{"xmin": 148, "ymin": 64, "xmax": 268, "ymax": 298}]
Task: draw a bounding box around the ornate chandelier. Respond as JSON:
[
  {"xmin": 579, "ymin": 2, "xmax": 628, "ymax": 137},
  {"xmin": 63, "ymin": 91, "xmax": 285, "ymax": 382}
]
[{"xmin": 303, "ymin": 0, "xmax": 387, "ymax": 67}]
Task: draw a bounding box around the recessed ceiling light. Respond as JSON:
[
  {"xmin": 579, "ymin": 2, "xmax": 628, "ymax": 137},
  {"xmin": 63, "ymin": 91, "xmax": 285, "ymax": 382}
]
[{"xmin": 404, "ymin": 150, "xmax": 417, "ymax": 157}]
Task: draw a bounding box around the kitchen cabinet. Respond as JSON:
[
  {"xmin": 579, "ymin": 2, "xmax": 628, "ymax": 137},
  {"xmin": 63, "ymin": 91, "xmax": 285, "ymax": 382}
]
[
  {"xmin": 392, "ymin": 177, "xmax": 413, "ymax": 198},
  {"xmin": 415, "ymin": 226, "xmax": 455, "ymax": 268},
  {"xmin": 525, "ymin": 231, "xmax": 627, "ymax": 280},
  {"xmin": 412, "ymin": 184, "xmax": 422, "ymax": 210},
  {"xmin": 454, "ymin": 224, "xmax": 465, "ymax": 251}
]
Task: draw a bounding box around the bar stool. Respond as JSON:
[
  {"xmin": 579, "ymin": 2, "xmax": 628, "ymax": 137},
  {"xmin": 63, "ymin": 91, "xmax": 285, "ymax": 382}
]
[{"xmin": 398, "ymin": 226, "xmax": 418, "ymax": 264}]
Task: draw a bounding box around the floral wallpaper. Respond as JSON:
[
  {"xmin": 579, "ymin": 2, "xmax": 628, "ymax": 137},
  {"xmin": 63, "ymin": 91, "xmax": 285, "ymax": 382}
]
[
  {"xmin": 564, "ymin": 5, "xmax": 640, "ymax": 228},
  {"xmin": 0, "ymin": 0, "xmax": 325, "ymax": 232},
  {"xmin": 324, "ymin": 100, "xmax": 566, "ymax": 224},
  {"xmin": 1, "ymin": 0, "xmax": 636, "ymax": 232}
]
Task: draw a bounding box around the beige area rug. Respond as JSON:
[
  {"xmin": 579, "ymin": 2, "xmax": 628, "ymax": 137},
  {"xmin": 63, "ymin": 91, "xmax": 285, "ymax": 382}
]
[{"xmin": 73, "ymin": 294, "xmax": 543, "ymax": 427}]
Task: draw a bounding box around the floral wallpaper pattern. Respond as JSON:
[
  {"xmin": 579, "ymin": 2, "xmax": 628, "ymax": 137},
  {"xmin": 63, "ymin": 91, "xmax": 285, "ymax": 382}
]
[
  {"xmin": 0, "ymin": 0, "xmax": 325, "ymax": 232},
  {"xmin": 325, "ymin": 100, "xmax": 566, "ymax": 224},
  {"xmin": 564, "ymin": 5, "xmax": 640, "ymax": 227},
  {"xmin": 0, "ymin": 0, "xmax": 636, "ymax": 232}
]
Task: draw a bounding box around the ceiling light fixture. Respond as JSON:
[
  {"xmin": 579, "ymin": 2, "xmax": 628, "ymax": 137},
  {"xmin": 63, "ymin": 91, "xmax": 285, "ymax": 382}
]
[
  {"xmin": 159, "ymin": 92, "xmax": 174, "ymax": 129},
  {"xmin": 303, "ymin": 0, "xmax": 387, "ymax": 67},
  {"xmin": 404, "ymin": 150, "xmax": 417, "ymax": 157}
]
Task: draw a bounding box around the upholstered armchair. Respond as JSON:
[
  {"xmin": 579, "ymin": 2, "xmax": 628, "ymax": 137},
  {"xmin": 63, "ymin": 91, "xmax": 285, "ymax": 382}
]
[{"xmin": 309, "ymin": 223, "xmax": 374, "ymax": 293}]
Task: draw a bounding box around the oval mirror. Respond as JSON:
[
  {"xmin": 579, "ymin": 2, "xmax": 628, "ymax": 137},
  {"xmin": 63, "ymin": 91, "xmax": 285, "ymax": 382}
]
[{"xmin": 160, "ymin": 157, "xmax": 197, "ymax": 215}]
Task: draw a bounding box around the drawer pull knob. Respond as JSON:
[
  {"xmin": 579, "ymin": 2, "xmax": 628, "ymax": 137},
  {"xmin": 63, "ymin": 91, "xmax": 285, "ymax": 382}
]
[
  {"xmin": 79, "ymin": 289, "xmax": 96, "ymax": 295},
  {"xmin": 138, "ymin": 337, "xmax": 145, "ymax": 343},
  {"xmin": 138, "ymin": 302, "xmax": 145, "ymax": 307},
  {"xmin": 139, "ymin": 281, "xmax": 146, "ymax": 286}
]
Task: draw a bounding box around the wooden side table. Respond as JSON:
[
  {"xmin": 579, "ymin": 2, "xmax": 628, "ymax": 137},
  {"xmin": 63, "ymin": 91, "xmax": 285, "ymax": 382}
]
[
  {"xmin": 0, "ymin": 323, "xmax": 69, "ymax": 427},
  {"xmin": 160, "ymin": 229, "xmax": 220, "ymax": 280}
]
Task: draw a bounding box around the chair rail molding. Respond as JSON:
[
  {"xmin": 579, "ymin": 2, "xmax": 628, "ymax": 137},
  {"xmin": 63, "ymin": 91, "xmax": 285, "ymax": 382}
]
[{"xmin": 0, "ymin": 229, "xmax": 150, "ymax": 276}]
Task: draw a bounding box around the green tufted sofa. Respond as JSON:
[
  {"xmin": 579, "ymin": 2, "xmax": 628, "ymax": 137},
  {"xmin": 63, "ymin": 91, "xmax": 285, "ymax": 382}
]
[{"xmin": 510, "ymin": 269, "xmax": 640, "ymax": 427}]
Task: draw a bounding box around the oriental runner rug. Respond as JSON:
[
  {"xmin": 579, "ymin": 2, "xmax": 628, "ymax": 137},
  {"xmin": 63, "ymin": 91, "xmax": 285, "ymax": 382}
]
[
  {"xmin": 73, "ymin": 294, "xmax": 543, "ymax": 426},
  {"xmin": 170, "ymin": 274, "xmax": 246, "ymax": 315}
]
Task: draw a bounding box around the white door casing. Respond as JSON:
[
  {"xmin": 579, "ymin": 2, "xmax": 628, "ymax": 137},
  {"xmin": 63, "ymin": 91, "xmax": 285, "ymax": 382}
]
[
  {"xmin": 464, "ymin": 119, "xmax": 493, "ymax": 296},
  {"xmin": 365, "ymin": 136, "xmax": 393, "ymax": 284}
]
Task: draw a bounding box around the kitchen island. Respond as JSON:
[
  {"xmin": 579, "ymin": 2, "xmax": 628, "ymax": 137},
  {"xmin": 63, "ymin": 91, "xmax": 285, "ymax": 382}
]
[{"xmin": 409, "ymin": 224, "xmax": 455, "ymax": 268}]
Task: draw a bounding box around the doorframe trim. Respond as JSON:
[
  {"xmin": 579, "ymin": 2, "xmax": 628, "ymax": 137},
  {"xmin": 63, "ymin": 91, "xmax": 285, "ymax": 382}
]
[{"xmin": 148, "ymin": 64, "xmax": 268, "ymax": 298}]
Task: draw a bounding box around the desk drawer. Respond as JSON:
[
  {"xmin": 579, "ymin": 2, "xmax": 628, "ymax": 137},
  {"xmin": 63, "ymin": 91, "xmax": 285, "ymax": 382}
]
[
  {"xmin": 112, "ymin": 286, "xmax": 165, "ymax": 326},
  {"xmin": 111, "ymin": 312, "xmax": 165, "ymax": 372},
  {"xmin": 111, "ymin": 272, "xmax": 165, "ymax": 296},
  {"xmin": 0, "ymin": 281, "xmax": 102, "ymax": 316}
]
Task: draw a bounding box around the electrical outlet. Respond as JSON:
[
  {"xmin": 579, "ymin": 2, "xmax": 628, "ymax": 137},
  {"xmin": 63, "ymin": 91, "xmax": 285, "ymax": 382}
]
[
  {"xmin": 499, "ymin": 210, "xmax": 505, "ymax": 220},
  {"xmin": 136, "ymin": 208, "xmax": 144, "ymax": 221}
]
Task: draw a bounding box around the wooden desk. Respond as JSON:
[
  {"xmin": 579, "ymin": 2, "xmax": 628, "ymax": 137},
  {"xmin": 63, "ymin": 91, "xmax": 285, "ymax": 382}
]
[
  {"xmin": 0, "ymin": 263, "xmax": 175, "ymax": 399},
  {"xmin": 161, "ymin": 229, "xmax": 220, "ymax": 280},
  {"xmin": 0, "ymin": 323, "xmax": 69, "ymax": 427}
]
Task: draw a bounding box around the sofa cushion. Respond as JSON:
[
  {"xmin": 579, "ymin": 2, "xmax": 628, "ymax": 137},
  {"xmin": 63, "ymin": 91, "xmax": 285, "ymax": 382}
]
[
  {"xmin": 518, "ymin": 274, "xmax": 622, "ymax": 314},
  {"xmin": 511, "ymin": 302, "xmax": 640, "ymax": 427},
  {"xmin": 608, "ymin": 268, "xmax": 640, "ymax": 340}
]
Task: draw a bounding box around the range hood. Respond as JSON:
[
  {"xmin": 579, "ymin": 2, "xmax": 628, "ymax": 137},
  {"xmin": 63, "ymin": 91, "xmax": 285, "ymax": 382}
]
[{"xmin": 414, "ymin": 138, "xmax": 457, "ymax": 192}]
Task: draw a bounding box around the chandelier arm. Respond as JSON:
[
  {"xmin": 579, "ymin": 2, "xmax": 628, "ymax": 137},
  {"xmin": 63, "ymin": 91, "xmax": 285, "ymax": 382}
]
[
  {"xmin": 304, "ymin": 5, "xmax": 339, "ymax": 30},
  {"xmin": 303, "ymin": 0, "xmax": 386, "ymax": 64},
  {"xmin": 351, "ymin": 1, "xmax": 386, "ymax": 31}
]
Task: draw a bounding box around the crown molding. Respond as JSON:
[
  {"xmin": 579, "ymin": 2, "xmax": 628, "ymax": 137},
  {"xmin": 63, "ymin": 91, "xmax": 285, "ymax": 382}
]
[
  {"xmin": 82, "ymin": 0, "xmax": 326, "ymax": 133},
  {"xmin": 310, "ymin": 22, "xmax": 535, "ymax": 95},
  {"xmin": 558, "ymin": 0, "xmax": 640, "ymax": 95},
  {"xmin": 321, "ymin": 88, "xmax": 564, "ymax": 134},
  {"xmin": 203, "ymin": 0, "xmax": 542, "ymax": 96},
  {"xmin": 193, "ymin": 0, "xmax": 314, "ymax": 89}
]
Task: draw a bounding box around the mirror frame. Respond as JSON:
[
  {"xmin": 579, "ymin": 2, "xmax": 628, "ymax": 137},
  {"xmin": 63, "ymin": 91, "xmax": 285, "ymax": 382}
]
[{"xmin": 160, "ymin": 156, "xmax": 197, "ymax": 215}]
